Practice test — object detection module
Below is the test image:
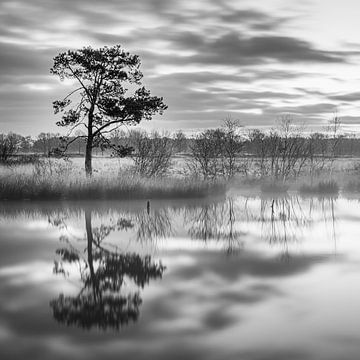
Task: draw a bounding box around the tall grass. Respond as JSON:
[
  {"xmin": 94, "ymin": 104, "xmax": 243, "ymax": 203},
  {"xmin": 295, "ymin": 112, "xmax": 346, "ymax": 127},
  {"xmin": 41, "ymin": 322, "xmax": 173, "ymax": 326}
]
[{"xmin": 0, "ymin": 170, "xmax": 225, "ymax": 201}]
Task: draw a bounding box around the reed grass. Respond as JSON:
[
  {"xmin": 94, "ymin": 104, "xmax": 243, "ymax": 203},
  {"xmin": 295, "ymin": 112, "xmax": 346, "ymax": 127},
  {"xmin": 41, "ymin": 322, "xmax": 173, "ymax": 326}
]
[{"xmin": 0, "ymin": 170, "xmax": 225, "ymax": 201}]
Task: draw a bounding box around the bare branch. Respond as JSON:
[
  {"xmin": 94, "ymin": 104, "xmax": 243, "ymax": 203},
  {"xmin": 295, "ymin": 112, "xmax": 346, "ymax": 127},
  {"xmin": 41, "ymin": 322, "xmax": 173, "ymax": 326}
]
[
  {"xmin": 68, "ymin": 65, "xmax": 93, "ymax": 103},
  {"xmin": 63, "ymin": 87, "xmax": 83, "ymax": 100},
  {"xmin": 93, "ymin": 117, "xmax": 130, "ymax": 137},
  {"xmin": 61, "ymin": 135, "xmax": 87, "ymax": 153}
]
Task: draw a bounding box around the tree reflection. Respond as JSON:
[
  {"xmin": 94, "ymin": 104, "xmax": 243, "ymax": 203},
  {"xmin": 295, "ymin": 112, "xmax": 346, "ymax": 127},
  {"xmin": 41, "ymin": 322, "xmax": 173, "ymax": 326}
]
[
  {"xmin": 50, "ymin": 209, "xmax": 165, "ymax": 330},
  {"xmin": 186, "ymin": 198, "xmax": 244, "ymax": 254},
  {"xmin": 264, "ymin": 196, "xmax": 311, "ymax": 245},
  {"xmin": 318, "ymin": 196, "xmax": 338, "ymax": 253},
  {"xmin": 135, "ymin": 207, "xmax": 173, "ymax": 243},
  {"xmin": 244, "ymin": 194, "xmax": 338, "ymax": 256},
  {"xmin": 243, "ymin": 195, "xmax": 312, "ymax": 247}
]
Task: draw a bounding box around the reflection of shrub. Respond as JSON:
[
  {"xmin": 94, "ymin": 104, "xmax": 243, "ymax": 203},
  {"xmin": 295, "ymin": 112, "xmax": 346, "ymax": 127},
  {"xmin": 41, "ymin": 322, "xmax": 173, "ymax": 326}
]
[
  {"xmin": 299, "ymin": 180, "xmax": 339, "ymax": 195},
  {"xmin": 260, "ymin": 181, "xmax": 289, "ymax": 194},
  {"xmin": 344, "ymin": 181, "xmax": 360, "ymax": 193}
]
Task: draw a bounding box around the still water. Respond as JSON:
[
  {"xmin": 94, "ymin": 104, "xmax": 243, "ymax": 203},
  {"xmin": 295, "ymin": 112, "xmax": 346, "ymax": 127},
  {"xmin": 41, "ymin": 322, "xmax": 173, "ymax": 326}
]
[{"xmin": 0, "ymin": 194, "xmax": 360, "ymax": 360}]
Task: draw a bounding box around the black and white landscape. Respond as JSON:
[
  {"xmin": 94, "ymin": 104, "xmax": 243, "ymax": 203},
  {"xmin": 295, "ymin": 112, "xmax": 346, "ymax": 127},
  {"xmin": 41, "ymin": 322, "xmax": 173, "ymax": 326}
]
[{"xmin": 1, "ymin": 1, "xmax": 360, "ymax": 359}]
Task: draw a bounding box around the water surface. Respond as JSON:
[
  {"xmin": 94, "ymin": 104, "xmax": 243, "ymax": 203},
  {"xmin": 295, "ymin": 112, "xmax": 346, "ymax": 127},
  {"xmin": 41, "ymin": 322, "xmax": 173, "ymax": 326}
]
[{"xmin": 1, "ymin": 194, "xmax": 360, "ymax": 360}]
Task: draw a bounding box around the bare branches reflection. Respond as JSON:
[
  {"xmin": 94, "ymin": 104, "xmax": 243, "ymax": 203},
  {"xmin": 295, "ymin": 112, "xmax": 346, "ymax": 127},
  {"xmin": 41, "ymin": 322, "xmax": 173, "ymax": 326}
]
[
  {"xmin": 185, "ymin": 198, "xmax": 245, "ymax": 254},
  {"xmin": 135, "ymin": 207, "xmax": 173, "ymax": 243},
  {"xmin": 50, "ymin": 209, "xmax": 165, "ymax": 330}
]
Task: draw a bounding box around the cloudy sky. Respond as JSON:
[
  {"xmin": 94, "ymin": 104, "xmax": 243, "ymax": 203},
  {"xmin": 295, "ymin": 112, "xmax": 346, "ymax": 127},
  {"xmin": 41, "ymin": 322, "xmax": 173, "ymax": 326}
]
[{"xmin": 1, "ymin": 0, "xmax": 360, "ymax": 135}]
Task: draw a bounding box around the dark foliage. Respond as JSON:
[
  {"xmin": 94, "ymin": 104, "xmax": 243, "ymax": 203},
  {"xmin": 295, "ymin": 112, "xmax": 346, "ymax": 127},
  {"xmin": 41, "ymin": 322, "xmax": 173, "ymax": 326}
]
[{"xmin": 51, "ymin": 45, "xmax": 167, "ymax": 175}]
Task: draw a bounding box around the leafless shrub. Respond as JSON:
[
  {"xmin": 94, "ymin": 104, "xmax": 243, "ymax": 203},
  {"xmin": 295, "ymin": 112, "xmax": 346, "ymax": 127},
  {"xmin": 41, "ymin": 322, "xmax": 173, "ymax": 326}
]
[
  {"xmin": 221, "ymin": 118, "xmax": 244, "ymax": 177},
  {"xmin": 188, "ymin": 118, "xmax": 244, "ymax": 179},
  {"xmin": 0, "ymin": 133, "xmax": 21, "ymax": 163},
  {"xmin": 248, "ymin": 116, "xmax": 321, "ymax": 182},
  {"xmin": 188, "ymin": 129, "xmax": 223, "ymax": 179},
  {"xmin": 131, "ymin": 131, "xmax": 174, "ymax": 177},
  {"xmin": 173, "ymin": 130, "xmax": 188, "ymax": 154}
]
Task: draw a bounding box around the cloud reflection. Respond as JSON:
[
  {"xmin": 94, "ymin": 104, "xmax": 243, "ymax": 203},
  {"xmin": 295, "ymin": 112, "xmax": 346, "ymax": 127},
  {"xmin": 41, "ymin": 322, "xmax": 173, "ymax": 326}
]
[
  {"xmin": 0, "ymin": 195, "xmax": 355, "ymax": 360},
  {"xmin": 50, "ymin": 209, "xmax": 165, "ymax": 330}
]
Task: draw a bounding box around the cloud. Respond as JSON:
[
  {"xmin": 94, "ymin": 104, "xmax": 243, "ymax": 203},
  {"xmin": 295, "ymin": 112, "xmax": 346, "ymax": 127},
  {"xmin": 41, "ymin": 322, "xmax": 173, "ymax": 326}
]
[
  {"xmin": 171, "ymin": 249, "xmax": 329, "ymax": 282},
  {"xmin": 265, "ymin": 103, "xmax": 338, "ymax": 116},
  {"xmin": 336, "ymin": 116, "xmax": 360, "ymax": 124},
  {"xmin": 0, "ymin": 0, "xmax": 359, "ymax": 133},
  {"xmin": 219, "ymin": 8, "xmax": 279, "ymax": 24},
  {"xmin": 0, "ymin": 43, "xmax": 52, "ymax": 77},
  {"xmin": 329, "ymin": 92, "xmax": 360, "ymax": 102},
  {"xmin": 170, "ymin": 33, "xmax": 349, "ymax": 66}
]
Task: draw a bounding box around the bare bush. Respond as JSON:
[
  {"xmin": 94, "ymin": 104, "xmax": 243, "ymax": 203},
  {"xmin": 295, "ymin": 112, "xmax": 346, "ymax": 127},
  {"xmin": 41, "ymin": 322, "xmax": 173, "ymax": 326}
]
[
  {"xmin": 131, "ymin": 131, "xmax": 174, "ymax": 177},
  {"xmin": 173, "ymin": 130, "xmax": 188, "ymax": 154},
  {"xmin": 188, "ymin": 129, "xmax": 223, "ymax": 179},
  {"xmin": 188, "ymin": 118, "xmax": 243, "ymax": 179},
  {"xmin": 248, "ymin": 117, "xmax": 317, "ymax": 182},
  {"xmin": 0, "ymin": 133, "xmax": 21, "ymax": 163},
  {"xmin": 268, "ymin": 118, "xmax": 310, "ymax": 181},
  {"xmin": 221, "ymin": 118, "xmax": 244, "ymax": 177}
]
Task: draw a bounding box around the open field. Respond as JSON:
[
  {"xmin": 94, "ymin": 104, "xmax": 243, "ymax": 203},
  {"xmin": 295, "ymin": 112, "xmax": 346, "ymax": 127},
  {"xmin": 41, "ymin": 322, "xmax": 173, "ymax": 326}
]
[{"xmin": 1, "ymin": 155, "xmax": 360, "ymax": 201}]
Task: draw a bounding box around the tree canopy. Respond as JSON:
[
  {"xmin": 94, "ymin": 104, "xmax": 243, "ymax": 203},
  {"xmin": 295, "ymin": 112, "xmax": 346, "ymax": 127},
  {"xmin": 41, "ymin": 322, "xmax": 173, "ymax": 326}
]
[{"xmin": 51, "ymin": 45, "xmax": 167, "ymax": 175}]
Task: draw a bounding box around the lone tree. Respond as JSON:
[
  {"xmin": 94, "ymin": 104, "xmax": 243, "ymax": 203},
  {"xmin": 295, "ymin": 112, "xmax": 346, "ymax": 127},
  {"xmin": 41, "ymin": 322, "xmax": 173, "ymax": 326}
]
[{"xmin": 51, "ymin": 45, "xmax": 167, "ymax": 176}]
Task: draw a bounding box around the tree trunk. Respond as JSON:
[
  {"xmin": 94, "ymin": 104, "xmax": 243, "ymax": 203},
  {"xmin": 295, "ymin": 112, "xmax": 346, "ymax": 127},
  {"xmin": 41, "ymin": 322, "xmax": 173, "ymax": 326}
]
[
  {"xmin": 85, "ymin": 210, "xmax": 98, "ymax": 300},
  {"xmin": 85, "ymin": 106, "xmax": 94, "ymax": 177},
  {"xmin": 85, "ymin": 136, "xmax": 93, "ymax": 177}
]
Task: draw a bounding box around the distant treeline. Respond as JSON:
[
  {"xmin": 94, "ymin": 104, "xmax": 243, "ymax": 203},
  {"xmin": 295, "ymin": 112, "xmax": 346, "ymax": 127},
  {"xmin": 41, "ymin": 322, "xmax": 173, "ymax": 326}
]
[
  {"xmin": 1, "ymin": 127, "xmax": 359, "ymax": 158},
  {"xmin": 0, "ymin": 117, "xmax": 356, "ymax": 182}
]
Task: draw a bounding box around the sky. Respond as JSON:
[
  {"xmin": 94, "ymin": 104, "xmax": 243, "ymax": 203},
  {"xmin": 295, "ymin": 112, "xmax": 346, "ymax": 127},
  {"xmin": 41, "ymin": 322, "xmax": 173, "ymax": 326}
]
[{"xmin": 1, "ymin": 0, "xmax": 360, "ymax": 136}]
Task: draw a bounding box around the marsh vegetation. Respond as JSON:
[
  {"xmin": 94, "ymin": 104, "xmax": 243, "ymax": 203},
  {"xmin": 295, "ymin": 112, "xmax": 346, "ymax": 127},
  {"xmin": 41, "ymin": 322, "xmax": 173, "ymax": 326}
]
[{"xmin": 1, "ymin": 114, "xmax": 360, "ymax": 200}]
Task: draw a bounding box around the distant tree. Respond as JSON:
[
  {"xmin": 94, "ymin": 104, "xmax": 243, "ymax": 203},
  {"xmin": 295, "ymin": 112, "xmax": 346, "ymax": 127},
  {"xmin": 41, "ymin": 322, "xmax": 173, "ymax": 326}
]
[
  {"xmin": 188, "ymin": 129, "xmax": 223, "ymax": 179},
  {"xmin": 188, "ymin": 118, "xmax": 243, "ymax": 179},
  {"xmin": 74, "ymin": 129, "xmax": 86, "ymax": 155},
  {"xmin": 221, "ymin": 118, "xmax": 244, "ymax": 177},
  {"xmin": 327, "ymin": 111, "xmax": 342, "ymax": 158},
  {"xmin": 248, "ymin": 129, "xmax": 267, "ymax": 177},
  {"xmin": 19, "ymin": 136, "xmax": 33, "ymax": 153},
  {"xmin": 0, "ymin": 133, "xmax": 21, "ymax": 163},
  {"xmin": 35, "ymin": 132, "xmax": 51, "ymax": 155},
  {"xmin": 173, "ymin": 130, "xmax": 188, "ymax": 153},
  {"xmin": 32, "ymin": 132, "xmax": 61, "ymax": 155},
  {"xmin": 51, "ymin": 45, "xmax": 167, "ymax": 176}
]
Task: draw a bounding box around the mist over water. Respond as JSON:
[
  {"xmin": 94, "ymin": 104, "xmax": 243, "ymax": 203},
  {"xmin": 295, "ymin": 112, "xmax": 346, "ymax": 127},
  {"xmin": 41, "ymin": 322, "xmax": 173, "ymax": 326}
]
[{"xmin": 0, "ymin": 194, "xmax": 360, "ymax": 359}]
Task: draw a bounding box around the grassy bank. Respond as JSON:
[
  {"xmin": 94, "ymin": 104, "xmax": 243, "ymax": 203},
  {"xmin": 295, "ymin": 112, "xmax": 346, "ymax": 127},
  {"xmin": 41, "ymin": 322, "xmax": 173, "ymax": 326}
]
[
  {"xmin": 0, "ymin": 170, "xmax": 225, "ymax": 201},
  {"xmin": 2, "ymin": 156, "xmax": 360, "ymax": 200}
]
